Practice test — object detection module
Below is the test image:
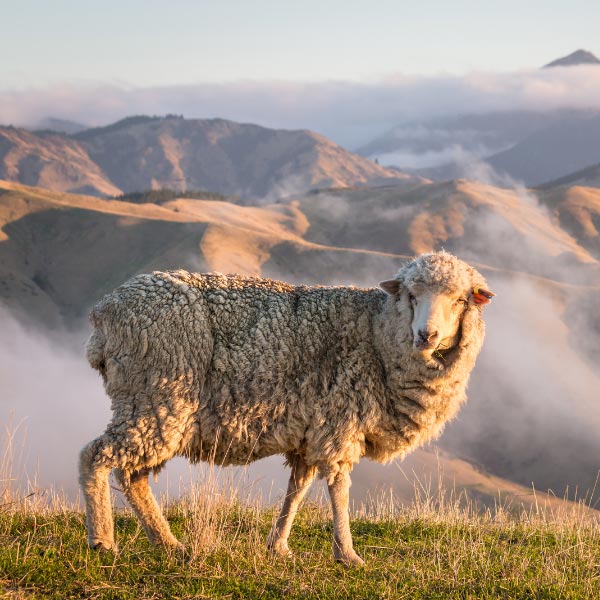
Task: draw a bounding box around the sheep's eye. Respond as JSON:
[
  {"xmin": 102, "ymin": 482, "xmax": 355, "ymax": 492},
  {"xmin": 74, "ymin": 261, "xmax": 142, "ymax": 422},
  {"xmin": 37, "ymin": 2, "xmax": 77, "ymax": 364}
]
[
  {"xmin": 408, "ymin": 292, "xmax": 416, "ymax": 304},
  {"xmin": 456, "ymin": 297, "xmax": 468, "ymax": 306}
]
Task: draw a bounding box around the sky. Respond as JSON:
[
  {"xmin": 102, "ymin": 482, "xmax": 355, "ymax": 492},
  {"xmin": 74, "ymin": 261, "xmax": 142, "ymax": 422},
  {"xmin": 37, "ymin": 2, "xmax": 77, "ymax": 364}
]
[
  {"xmin": 2, "ymin": 0, "xmax": 599, "ymax": 88},
  {"xmin": 2, "ymin": 1, "xmax": 600, "ymax": 147}
]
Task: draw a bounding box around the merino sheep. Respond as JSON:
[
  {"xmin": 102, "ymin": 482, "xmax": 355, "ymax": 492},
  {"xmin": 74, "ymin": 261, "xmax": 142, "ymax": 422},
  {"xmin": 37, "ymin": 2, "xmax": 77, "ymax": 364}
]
[{"xmin": 79, "ymin": 251, "xmax": 493, "ymax": 565}]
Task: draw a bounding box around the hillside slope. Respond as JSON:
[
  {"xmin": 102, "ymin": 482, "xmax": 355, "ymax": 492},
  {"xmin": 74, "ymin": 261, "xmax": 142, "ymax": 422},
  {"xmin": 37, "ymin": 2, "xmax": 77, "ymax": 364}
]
[
  {"xmin": 291, "ymin": 180, "xmax": 599, "ymax": 282},
  {"xmin": 538, "ymin": 185, "xmax": 600, "ymax": 259},
  {"xmin": 0, "ymin": 127, "xmax": 120, "ymax": 196},
  {"xmin": 2, "ymin": 490, "xmax": 598, "ymax": 599}
]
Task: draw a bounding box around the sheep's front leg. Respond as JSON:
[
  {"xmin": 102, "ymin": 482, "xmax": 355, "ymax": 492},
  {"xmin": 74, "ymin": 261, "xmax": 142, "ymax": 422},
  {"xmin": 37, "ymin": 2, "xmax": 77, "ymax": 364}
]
[
  {"xmin": 267, "ymin": 454, "xmax": 316, "ymax": 557},
  {"xmin": 79, "ymin": 436, "xmax": 118, "ymax": 552},
  {"xmin": 327, "ymin": 469, "xmax": 364, "ymax": 566},
  {"xmin": 114, "ymin": 468, "xmax": 183, "ymax": 550}
]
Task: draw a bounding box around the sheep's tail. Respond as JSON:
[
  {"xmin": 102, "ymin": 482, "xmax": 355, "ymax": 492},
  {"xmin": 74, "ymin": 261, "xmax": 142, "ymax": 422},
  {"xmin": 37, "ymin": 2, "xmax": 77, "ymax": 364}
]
[{"xmin": 86, "ymin": 307, "xmax": 107, "ymax": 377}]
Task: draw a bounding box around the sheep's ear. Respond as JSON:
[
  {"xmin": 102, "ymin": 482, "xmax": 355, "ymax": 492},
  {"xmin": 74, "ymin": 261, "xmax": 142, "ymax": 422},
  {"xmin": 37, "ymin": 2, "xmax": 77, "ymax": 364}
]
[{"xmin": 380, "ymin": 279, "xmax": 401, "ymax": 296}]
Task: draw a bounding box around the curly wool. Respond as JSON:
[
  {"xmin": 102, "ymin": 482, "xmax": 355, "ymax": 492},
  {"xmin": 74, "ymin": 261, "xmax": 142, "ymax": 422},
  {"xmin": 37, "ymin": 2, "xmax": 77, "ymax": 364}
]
[{"xmin": 84, "ymin": 251, "xmax": 488, "ymax": 484}]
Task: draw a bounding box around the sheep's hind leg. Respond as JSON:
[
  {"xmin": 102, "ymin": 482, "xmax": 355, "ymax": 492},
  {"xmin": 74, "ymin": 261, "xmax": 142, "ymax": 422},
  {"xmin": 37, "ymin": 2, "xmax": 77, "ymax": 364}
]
[
  {"xmin": 114, "ymin": 468, "xmax": 184, "ymax": 551},
  {"xmin": 327, "ymin": 468, "xmax": 364, "ymax": 566},
  {"xmin": 267, "ymin": 454, "xmax": 316, "ymax": 557},
  {"xmin": 79, "ymin": 436, "xmax": 118, "ymax": 552}
]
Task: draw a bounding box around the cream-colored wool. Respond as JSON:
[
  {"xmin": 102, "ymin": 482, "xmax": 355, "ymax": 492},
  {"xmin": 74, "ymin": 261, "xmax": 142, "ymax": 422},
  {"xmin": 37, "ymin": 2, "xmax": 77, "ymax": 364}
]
[{"xmin": 79, "ymin": 251, "xmax": 490, "ymax": 564}]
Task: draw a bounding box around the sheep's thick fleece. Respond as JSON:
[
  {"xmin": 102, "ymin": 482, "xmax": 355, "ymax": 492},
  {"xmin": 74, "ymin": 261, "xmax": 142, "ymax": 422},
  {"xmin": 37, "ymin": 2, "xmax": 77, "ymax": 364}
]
[{"xmin": 85, "ymin": 254, "xmax": 486, "ymax": 483}]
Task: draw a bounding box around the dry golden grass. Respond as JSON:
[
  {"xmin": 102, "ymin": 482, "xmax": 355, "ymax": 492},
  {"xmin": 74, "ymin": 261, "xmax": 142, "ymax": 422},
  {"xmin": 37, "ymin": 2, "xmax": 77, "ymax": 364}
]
[{"xmin": 1, "ymin": 420, "xmax": 600, "ymax": 599}]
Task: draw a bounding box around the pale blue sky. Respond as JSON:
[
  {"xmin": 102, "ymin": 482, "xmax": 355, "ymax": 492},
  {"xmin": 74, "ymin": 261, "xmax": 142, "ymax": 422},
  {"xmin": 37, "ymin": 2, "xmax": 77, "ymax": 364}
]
[{"xmin": 2, "ymin": 0, "xmax": 599, "ymax": 88}]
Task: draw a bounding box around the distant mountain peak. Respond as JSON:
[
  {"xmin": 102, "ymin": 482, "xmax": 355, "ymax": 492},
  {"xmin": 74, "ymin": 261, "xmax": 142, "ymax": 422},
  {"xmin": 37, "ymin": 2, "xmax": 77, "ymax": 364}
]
[{"xmin": 544, "ymin": 49, "xmax": 600, "ymax": 68}]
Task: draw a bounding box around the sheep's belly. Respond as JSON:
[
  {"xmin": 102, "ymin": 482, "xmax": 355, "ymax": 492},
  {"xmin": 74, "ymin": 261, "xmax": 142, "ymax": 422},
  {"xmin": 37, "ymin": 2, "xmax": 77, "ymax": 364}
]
[
  {"xmin": 183, "ymin": 401, "xmax": 302, "ymax": 466},
  {"xmin": 183, "ymin": 425, "xmax": 294, "ymax": 466}
]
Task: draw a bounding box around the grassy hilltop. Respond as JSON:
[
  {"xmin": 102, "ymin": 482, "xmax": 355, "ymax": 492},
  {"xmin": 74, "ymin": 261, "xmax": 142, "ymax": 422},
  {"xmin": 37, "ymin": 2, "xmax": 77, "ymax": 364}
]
[{"xmin": 1, "ymin": 481, "xmax": 599, "ymax": 600}]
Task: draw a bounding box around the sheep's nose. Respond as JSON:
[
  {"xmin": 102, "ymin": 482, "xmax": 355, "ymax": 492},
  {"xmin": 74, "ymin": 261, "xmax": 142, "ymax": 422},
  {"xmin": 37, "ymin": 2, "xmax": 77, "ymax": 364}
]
[{"xmin": 418, "ymin": 329, "xmax": 438, "ymax": 343}]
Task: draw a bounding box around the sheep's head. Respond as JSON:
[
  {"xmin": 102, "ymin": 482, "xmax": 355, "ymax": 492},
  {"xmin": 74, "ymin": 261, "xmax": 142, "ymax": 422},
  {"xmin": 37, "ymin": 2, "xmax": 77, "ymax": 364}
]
[{"xmin": 380, "ymin": 252, "xmax": 494, "ymax": 364}]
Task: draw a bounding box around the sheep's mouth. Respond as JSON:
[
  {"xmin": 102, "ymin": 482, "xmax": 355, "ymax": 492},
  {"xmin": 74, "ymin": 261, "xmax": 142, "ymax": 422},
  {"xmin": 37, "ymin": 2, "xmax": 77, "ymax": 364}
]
[
  {"xmin": 431, "ymin": 345, "xmax": 452, "ymax": 366},
  {"xmin": 428, "ymin": 336, "xmax": 461, "ymax": 368}
]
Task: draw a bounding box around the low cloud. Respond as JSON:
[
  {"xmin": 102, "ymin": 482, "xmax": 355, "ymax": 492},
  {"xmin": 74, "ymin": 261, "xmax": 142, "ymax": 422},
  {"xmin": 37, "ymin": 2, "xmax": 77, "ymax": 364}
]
[
  {"xmin": 373, "ymin": 145, "xmax": 502, "ymax": 170},
  {"xmin": 2, "ymin": 66, "xmax": 600, "ymax": 147}
]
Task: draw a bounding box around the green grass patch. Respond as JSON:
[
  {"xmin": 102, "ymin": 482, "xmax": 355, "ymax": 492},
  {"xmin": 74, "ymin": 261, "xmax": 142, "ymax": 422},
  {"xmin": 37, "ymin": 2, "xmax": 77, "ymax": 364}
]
[{"xmin": 1, "ymin": 494, "xmax": 599, "ymax": 600}]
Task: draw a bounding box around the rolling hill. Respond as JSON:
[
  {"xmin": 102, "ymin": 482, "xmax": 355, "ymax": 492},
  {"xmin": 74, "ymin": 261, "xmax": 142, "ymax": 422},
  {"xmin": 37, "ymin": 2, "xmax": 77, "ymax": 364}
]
[
  {"xmin": 538, "ymin": 184, "xmax": 600, "ymax": 259},
  {"xmin": 289, "ymin": 179, "xmax": 600, "ymax": 281},
  {"xmin": 3, "ymin": 177, "xmax": 598, "ymax": 325},
  {"xmin": 0, "ymin": 116, "xmax": 421, "ymax": 200},
  {"xmin": 0, "ymin": 180, "xmax": 407, "ymax": 326},
  {"xmin": 0, "ymin": 126, "xmax": 121, "ymax": 196}
]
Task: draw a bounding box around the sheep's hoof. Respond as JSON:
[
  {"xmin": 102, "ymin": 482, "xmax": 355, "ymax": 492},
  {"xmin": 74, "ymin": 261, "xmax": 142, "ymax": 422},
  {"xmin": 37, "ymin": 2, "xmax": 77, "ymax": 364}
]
[
  {"xmin": 334, "ymin": 550, "xmax": 365, "ymax": 567},
  {"xmin": 169, "ymin": 542, "xmax": 189, "ymax": 560},
  {"xmin": 267, "ymin": 538, "xmax": 293, "ymax": 558},
  {"xmin": 90, "ymin": 540, "xmax": 118, "ymax": 553}
]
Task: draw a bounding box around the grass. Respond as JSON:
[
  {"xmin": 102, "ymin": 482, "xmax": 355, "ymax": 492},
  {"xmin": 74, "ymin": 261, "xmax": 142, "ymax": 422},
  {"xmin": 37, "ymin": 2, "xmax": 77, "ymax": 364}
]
[
  {"xmin": 2, "ymin": 426, "xmax": 600, "ymax": 599},
  {"xmin": 2, "ymin": 484, "xmax": 600, "ymax": 598}
]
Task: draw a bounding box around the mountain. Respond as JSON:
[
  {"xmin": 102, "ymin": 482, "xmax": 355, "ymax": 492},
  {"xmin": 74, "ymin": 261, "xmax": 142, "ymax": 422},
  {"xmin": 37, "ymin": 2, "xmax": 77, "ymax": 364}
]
[
  {"xmin": 539, "ymin": 162, "xmax": 600, "ymax": 189},
  {"xmin": 0, "ymin": 127, "xmax": 120, "ymax": 196},
  {"xmin": 0, "ymin": 116, "xmax": 421, "ymax": 199},
  {"xmin": 356, "ymin": 108, "xmax": 600, "ymax": 182},
  {"xmin": 356, "ymin": 110, "xmax": 564, "ymax": 170},
  {"xmin": 477, "ymin": 112, "xmax": 600, "ymax": 185},
  {"xmin": 419, "ymin": 110, "xmax": 600, "ymax": 186},
  {"xmin": 544, "ymin": 49, "xmax": 600, "ymax": 68},
  {"xmin": 3, "ymin": 179, "xmax": 600, "ymax": 507}
]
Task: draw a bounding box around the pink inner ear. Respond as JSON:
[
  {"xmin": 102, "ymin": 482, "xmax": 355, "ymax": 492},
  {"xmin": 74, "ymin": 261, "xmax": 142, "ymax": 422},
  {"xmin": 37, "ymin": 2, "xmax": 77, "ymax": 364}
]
[{"xmin": 473, "ymin": 293, "xmax": 491, "ymax": 305}]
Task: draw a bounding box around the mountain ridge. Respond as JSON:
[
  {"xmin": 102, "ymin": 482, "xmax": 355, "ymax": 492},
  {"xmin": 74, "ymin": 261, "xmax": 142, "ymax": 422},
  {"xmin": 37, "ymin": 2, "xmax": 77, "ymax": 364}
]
[
  {"xmin": 412, "ymin": 110, "xmax": 600, "ymax": 186},
  {"xmin": 0, "ymin": 116, "xmax": 421, "ymax": 200}
]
